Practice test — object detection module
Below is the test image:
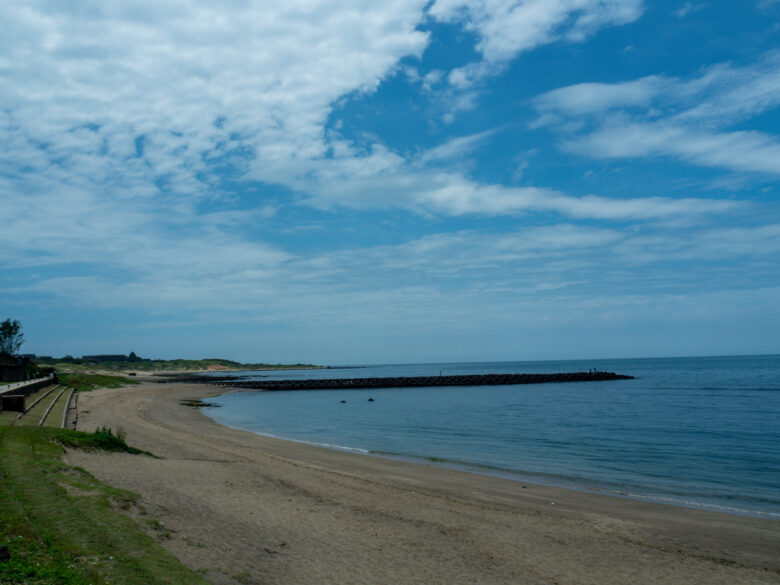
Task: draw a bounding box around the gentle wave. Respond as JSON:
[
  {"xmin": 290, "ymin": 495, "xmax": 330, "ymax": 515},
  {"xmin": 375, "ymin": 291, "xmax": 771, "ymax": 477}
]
[{"xmin": 205, "ymin": 422, "xmax": 373, "ymax": 455}]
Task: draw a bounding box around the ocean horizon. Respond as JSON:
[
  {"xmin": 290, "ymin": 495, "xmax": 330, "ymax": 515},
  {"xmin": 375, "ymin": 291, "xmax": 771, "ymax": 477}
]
[{"xmin": 203, "ymin": 354, "xmax": 780, "ymax": 519}]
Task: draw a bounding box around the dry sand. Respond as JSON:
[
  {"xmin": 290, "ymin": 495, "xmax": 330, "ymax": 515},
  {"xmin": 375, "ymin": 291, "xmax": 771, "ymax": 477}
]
[{"xmin": 67, "ymin": 382, "xmax": 780, "ymax": 585}]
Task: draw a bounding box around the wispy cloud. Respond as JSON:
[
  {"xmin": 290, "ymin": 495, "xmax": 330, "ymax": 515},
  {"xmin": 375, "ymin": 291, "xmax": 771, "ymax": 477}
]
[
  {"xmin": 429, "ymin": 0, "xmax": 643, "ymax": 77},
  {"xmin": 16, "ymin": 220, "xmax": 780, "ymax": 326},
  {"xmin": 292, "ymin": 140, "xmax": 741, "ymax": 218},
  {"xmin": 675, "ymin": 2, "xmax": 706, "ymax": 18},
  {"xmin": 420, "ymin": 0, "xmax": 644, "ymax": 121},
  {"xmin": 534, "ymin": 51, "xmax": 780, "ymax": 175}
]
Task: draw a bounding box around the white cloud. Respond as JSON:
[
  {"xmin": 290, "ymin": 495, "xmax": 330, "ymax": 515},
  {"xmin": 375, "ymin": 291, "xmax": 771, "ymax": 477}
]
[
  {"xmin": 292, "ymin": 142, "xmax": 740, "ymax": 218},
  {"xmin": 535, "ymin": 53, "xmax": 780, "ymax": 123},
  {"xmin": 0, "ymin": 0, "xmax": 433, "ymax": 292},
  {"xmin": 676, "ymin": 55, "xmax": 780, "ymax": 125},
  {"xmin": 534, "ymin": 76, "xmax": 665, "ymax": 117},
  {"xmin": 1, "ymin": 0, "xmax": 694, "ymax": 234},
  {"xmin": 675, "ymin": 2, "xmax": 706, "ymax": 18},
  {"xmin": 429, "ymin": 0, "xmax": 644, "ymax": 86},
  {"xmin": 1, "ymin": 0, "xmax": 430, "ymax": 204},
  {"xmin": 0, "ymin": 0, "xmax": 773, "ymax": 348},
  {"xmin": 566, "ymin": 121, "xmax": 780, "ymax": 174},
  {"xmin": 415, "ymin": 129, "xmax": 497, "ymax": 164},
  {"xmin": 534, "ymin": 52, "xmax": 780, "ymax": 175},
  {"xmin": 16, "ymin": 220, "xmax": 780, "ymax": 324},
  {"xmin": 429, "ymin": 0, "xmax": 643, "ymax": 62}
]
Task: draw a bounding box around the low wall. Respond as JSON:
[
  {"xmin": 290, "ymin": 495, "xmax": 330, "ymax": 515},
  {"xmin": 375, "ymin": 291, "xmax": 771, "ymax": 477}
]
[
  {"xmin": 1, "ymin": 395, "xmax": 26, "ymax": 412},
  {"xmin": 0, "ymin": 376, "xmax": 58, "ymax": 413}
]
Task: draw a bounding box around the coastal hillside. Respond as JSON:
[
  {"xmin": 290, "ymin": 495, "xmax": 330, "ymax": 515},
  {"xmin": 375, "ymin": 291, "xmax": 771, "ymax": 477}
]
[{"xmin": 32, "ymin": 353, "xmax": 321, "ymax": 373}]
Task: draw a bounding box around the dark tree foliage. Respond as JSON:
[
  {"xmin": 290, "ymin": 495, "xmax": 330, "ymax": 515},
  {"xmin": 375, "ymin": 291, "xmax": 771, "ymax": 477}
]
[{"xmin": 0, "ymin": 318, "xmax": 24, "ymax": 357}]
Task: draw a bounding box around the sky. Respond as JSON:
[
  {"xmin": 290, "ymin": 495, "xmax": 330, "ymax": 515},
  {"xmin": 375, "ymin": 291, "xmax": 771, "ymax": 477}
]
[{"xmin": 2, "ymin": 0, "xmax": 779, "ymax": 365}]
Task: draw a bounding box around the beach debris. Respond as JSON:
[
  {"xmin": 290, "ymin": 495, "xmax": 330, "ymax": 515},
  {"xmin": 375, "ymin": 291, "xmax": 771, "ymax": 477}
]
[{"xmin": 0, "ymin": 545, "xmax": 10, "ymax": 562}]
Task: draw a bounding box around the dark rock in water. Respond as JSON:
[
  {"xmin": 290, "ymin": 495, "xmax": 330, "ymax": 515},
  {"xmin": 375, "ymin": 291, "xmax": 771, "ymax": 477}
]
[
  {"xmin": 368, "ymin": 398, "xmax": 374, "ymax": 402},
  {"xmin": 340, "ymin": 400, "xmax": 346, "ymax": 403},
  {"xmin": 180, "ymin": 399, "xmax": 219, "ymax": 408},
  {"xmin": 0, "ymin": 545, "xmax": 10, "ymax": 562}
]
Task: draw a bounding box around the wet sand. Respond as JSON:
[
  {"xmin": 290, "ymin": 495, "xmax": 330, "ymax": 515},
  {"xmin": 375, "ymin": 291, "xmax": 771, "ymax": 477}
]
[{"xmin": 68, "ymin": 381, "xmax": 780, "ymax": 585}]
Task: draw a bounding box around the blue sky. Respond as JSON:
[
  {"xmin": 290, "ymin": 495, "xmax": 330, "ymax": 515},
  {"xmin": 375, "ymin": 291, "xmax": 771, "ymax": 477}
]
[{"xmin": 2, "ymin": 0, "xmax": 779, "ymax": 364}]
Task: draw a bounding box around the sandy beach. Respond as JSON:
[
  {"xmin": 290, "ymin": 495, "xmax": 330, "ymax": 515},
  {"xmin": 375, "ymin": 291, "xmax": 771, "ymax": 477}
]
[{"xmin": 68, "ymin": 381, "xmax": 780, "ymax": 585}]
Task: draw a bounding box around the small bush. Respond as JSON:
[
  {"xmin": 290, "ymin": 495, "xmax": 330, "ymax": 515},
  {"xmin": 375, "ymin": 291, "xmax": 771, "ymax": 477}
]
[{"xmin": 52, "ymin": 427, "xmax": 152, "ymax": 455}]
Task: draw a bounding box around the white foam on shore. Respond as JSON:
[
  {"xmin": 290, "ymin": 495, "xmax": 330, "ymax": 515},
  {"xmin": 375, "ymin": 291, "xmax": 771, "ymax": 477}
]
[
  {"xmin": 623, "ymin": 493, "xmax": 780, "ymax": 520},
  {"xmin": 205, "ymin": 417, "xmax": 372, "ymax": 455}
]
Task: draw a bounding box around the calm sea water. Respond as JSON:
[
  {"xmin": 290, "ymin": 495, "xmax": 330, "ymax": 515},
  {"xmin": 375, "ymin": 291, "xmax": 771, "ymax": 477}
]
[{"xmin": 203, "ymin": 355, "xmax": 780, "ymax": 518}]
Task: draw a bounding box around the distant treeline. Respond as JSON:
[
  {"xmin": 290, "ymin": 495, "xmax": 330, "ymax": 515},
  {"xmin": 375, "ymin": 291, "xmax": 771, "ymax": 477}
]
[
  {"xmin": 31, "ymin": 353, "xmax": 320, "ymax": 371},
  {"xmin": 32, "ymin": 352, "xmax": 146, "ymax": 365}
]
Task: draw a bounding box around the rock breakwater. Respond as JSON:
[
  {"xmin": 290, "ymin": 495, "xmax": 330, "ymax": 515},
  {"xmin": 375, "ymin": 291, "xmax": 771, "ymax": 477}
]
[{"xmin": 215, "ymin": 371, "xmax": 634, "ymax": 391}]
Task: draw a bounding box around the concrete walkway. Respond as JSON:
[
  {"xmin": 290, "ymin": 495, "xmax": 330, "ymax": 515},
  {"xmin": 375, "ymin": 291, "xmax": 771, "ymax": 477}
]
[{"xmin": 0, "ymin": 374, "xmax": 56, "ymax": 396}]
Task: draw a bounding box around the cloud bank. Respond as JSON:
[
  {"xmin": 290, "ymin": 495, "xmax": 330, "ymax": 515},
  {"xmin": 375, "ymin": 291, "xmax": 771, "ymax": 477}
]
[{"xmin": 2, "ymin": 0, "xmax": 778, "ymax": 361}]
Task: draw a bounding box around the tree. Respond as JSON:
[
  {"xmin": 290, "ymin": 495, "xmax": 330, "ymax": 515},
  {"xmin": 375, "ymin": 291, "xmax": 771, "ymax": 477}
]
[{"xmin": 0, "ymin": 318, "xmax": 24, "ymax": 357}]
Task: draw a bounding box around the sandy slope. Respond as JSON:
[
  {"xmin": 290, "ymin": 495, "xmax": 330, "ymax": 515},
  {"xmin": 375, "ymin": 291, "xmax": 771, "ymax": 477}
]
[{"xmin": 67, "ymin": 382, "xmax": 780, "ymax": 585}]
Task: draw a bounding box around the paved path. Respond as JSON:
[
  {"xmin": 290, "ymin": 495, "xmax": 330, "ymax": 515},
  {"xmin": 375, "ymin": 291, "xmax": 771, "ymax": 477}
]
[{"xmin": 0, "ymin": 375, "xmax": 56, "ymax": 396}]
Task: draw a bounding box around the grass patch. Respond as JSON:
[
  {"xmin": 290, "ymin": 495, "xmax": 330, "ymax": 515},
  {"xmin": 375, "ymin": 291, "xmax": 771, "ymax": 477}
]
[
  {"xmin": 0, "ymin": 425, "xmax": 208, "ymax": 585},
  {"xmin": 58, "ymin": 373, "xmax": 140, "ymax": 392},
  {"xmin": 51, "ymin": 426, "xmax": 154, "ymax": 456}
]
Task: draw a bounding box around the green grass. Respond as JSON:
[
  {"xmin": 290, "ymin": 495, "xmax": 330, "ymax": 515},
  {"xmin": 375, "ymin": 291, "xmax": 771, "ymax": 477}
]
[
  {"xmin": 15, "ymin": 386, "xmax": 61, "ymax": 428},
  {"xmin": 52, "ymin": 426, "xmax": 154, "ymax": 456},
  {"xmin": 0, "ymin": 425, "xmax": 209, "ymax": 585},
  {"xmin": 57, "ymin": 373, "xmax": 140, "ymax": 392},
  {"xmin": 0, "ymin": 409, "xmax": 18, "ymax": 424},
  {"xmin": 42, "ymin": 389, "xmax": 69, "ymax": 428}
]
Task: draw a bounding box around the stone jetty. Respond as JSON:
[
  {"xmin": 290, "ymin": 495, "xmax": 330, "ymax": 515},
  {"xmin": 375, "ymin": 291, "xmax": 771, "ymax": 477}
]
[{"xmin": 215, "ymin": 371, "xmax": 634, "ymax": 391}]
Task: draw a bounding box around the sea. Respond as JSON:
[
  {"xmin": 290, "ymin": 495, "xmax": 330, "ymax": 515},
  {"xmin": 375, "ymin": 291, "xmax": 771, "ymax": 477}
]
[{"xmin": 202, "ymin": 355, "xmax": 780, "ymax": 519}]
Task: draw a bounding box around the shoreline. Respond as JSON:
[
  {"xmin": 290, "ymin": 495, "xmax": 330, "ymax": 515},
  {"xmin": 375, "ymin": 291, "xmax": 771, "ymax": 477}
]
[
  {"xmin": 202, "ymin": 405, "xmax": 778, "ymax": 521},
  {"xmin": 68, "ymin": 381, "xmax": 780, "ymax": 585},
  {"xmin": 202, "ymin": 382, "xmax": 779, "ymax": 522}
]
